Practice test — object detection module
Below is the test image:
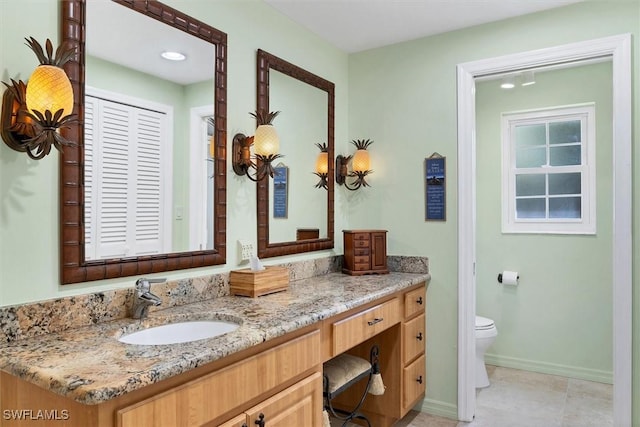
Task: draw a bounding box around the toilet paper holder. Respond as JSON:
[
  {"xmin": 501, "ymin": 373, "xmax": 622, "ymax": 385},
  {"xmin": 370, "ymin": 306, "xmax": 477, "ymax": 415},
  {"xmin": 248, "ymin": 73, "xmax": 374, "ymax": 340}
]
[{"xmin": 497, "ymin": 271, "xmax": 519, "ymax": 284}]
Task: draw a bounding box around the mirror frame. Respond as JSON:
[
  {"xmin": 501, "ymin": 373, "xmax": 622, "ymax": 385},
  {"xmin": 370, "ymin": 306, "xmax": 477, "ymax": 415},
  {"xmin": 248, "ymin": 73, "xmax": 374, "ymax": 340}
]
[
  {"xmin": 60, "ymin": 0, "xmax": 227, "ymax": 284},
  {"xmin": 256, "ymin": 49, "xmax": 334, "ymax": 258}
]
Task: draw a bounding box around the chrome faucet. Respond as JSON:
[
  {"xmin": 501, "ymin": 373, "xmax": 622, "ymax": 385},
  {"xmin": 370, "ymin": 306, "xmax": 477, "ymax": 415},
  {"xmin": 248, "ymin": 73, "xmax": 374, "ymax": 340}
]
[{"xmin": 131, "ymin": 278, "xmax": 165, "ymax": 319}]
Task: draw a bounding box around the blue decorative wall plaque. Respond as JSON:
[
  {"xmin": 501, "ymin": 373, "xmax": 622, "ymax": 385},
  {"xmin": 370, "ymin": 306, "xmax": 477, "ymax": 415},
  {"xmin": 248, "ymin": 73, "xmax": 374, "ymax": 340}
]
[
  {"xmin": 273, "ymin": 165, "xmax": 288, "ymax": 219},
  {"xmin": 425, "ymin": 153, "xmax": 446, "ymax": 221}
]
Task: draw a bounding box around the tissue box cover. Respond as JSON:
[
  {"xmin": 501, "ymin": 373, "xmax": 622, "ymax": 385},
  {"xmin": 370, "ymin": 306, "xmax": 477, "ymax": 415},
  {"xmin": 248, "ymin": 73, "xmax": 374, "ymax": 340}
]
[{"xmin": 229, "ymin": 266, "xmax": 290, "ymax": 297}]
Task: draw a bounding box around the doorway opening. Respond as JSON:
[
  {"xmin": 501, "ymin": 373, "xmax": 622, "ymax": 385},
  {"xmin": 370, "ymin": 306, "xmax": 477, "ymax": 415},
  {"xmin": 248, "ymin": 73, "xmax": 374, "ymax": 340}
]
[{"xmin": 456, "ymin": 34, "xmax": 632, "ymax": 425}]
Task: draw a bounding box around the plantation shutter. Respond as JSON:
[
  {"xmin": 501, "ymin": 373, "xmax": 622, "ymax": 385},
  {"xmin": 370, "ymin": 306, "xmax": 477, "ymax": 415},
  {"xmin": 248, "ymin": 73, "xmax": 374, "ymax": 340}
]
[{"xmin": 84, "ymin": 95, "xmax": 167, "ymax": 260}]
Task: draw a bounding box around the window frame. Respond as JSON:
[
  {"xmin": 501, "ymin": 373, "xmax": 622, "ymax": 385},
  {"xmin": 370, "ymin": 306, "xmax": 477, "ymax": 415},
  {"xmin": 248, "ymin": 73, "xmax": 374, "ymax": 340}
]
[{"xmin": 501, "ymin": 103, "xmax": 596, "ymax": 234}]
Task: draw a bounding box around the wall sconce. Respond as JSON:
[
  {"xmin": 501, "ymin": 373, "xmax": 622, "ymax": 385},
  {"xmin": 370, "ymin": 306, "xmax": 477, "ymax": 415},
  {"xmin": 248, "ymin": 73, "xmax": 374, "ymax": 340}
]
[
  {"xmin": 232, "ymin": 110, "xmax": 283, "ymax": 181},
  {"xmin": 314, "ymin": 142, "xmax": 329, "ymax": 189},
  {"xmin": 336, "ymin": 139, "xmax": 373, "ymax": 191},
  {"xmin": 1, "ymin": 37, "xmax": 76, "ymax": 160}
]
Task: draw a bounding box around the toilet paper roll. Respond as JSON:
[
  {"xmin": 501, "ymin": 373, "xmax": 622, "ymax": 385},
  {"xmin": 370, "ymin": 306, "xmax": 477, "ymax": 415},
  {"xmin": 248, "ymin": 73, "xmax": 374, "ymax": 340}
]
[{"xmin": 498, "ymin": 270, "xmax": 519, "ymax": 286}]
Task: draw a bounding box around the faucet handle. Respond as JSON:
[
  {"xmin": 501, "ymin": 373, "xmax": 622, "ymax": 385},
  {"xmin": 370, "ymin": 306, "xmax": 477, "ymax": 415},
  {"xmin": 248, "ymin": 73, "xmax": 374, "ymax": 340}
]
[{"xmin": 135, "ymin": 277, "xmax": 166, "ymax": 292}]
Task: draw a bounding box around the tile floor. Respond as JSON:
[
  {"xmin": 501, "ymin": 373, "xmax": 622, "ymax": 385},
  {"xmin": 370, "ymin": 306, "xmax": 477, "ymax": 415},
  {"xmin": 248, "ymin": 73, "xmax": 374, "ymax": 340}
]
[{"xmin": 395, "ymin": 365, "xmax": 613, "ymax": 427}]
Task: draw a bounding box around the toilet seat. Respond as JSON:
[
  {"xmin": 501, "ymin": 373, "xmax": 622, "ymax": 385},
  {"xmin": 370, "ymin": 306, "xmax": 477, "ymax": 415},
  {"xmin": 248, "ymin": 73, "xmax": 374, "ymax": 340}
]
[{"xmin": 475, "ymin": 315, "xmax": 495, "ymax": 331}]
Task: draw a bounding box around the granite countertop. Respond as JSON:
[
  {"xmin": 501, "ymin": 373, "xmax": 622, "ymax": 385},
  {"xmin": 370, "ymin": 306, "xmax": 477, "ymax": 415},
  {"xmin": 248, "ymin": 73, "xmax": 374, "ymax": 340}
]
[{"xmin": 0, "ymin": 272, "xmax": 429, "ymax": 405}]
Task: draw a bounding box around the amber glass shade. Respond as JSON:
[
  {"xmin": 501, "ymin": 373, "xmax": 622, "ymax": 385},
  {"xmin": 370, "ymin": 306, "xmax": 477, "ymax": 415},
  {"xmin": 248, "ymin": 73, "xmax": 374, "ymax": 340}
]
[
  {"xmin": 25, "ymin": 65, "xmax": 74, "ymax": 116},
  {"xmin": 352, "ymin": 149, "xmax": 370, "ymax": 172},
  {"xmin": 315, "ymin": 151, "xmax": 328, "ymax": 174},
  {"xmin": 253, "ymin": 124, "xmax": 279, "ymax": 156},
  {"xmin": 209, "ymin": 135, "xmax": 215, "ymax": 158}
]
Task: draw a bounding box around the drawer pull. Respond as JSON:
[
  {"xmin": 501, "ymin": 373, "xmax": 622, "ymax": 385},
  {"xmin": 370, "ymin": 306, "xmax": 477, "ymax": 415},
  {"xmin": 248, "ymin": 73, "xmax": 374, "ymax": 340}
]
[
  {"xmin": 416, "ymin": 332, "xmax": 423, "ymax": 341},
  {"xmin": 367, "ymin": 317, "xmax": 383, "ymax": 326},
  {"xmin": 417, "ymin": 375, "xmax": 423, "ymax": 384},
  {"xmin": 416, "ymin": 296, "xmax": 423, "ymax": 305},
  {"xmin": 255, "ymin": 413, "xmax": 265, "ymax": 427},
  {"xmin": 242, "ymin": 424, "xmax": 248, "ymax": 427}
]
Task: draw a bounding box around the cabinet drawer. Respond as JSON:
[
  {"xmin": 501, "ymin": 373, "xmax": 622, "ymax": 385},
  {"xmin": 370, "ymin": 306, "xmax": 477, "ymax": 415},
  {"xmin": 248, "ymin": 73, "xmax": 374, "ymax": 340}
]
[
  {"xmin": 352, "ymin": 233, "xmax": 370, "ymax": 240},
  {"xmin": 353, "ymin": 256, "xmax": 370, "ymax": 264},
  {"xmin": 353, "ymin": 239, "xmax": 370, "ymax": 248},
  {"xmin": 403, "ymin": 354, "xmax": 426, "ymax": 411},
  {"xmin": 353, "ymin": 248, "xmax": 369, "ymax": 256},
  {"xmin": 117, "ymin": 331, "xmax": 321, "ymax": 427},
  {"xmin": 352, "ymin": 263, "xmax": 371, "ymax": 271},
  {"xmin": 404, "ymin": 286, "xmax": 426, "ymax": 318},
  {"xmin": 403, "ymin": 314, "xmax": 425, "ymax": 363},
  {"xmin": 332, "ymin": 298, "xmax": 400, "ymax": 355}
]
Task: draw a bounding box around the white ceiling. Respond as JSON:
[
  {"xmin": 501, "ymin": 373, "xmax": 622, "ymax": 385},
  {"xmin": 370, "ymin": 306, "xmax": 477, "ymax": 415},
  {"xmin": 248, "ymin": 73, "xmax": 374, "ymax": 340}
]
[
  {"xmin": 86, "ymin": 0, "xmax": 582, "ymax": 86},
  {"xmin": 263, "ymin": 0, "xmax": 582, "ymax": 53}
]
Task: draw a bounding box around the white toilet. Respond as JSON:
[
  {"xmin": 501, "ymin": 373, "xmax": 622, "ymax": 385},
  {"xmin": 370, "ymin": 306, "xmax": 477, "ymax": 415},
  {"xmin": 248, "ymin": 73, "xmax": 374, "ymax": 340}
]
[{"xmin": 475, "ymin": 315, "xmax": 498, "ymax": 388}]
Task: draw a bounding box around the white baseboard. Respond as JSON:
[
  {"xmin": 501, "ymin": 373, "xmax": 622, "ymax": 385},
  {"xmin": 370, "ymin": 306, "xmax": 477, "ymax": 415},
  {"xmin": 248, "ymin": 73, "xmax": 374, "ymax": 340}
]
[
  {"xmin": 415, "ymin": 398, "xmax": 458, "ymax": 420},
  {"xmin": 484, "ymin": 353, "xmax": 613, "ymax": 384}
]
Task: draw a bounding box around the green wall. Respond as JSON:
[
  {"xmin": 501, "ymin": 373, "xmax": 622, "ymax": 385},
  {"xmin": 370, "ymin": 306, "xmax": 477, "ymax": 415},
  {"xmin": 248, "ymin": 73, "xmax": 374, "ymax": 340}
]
[
  {"xmin": 476, "ymin": 62, "xmax": 613, "ymax": 382},
  {"xmin": 0, "ymin": 0, "xmax": 349, "ymax": 304},
  {"xmin": 347, "ymin": 1, "xmax": 639, "ymax": 420}
]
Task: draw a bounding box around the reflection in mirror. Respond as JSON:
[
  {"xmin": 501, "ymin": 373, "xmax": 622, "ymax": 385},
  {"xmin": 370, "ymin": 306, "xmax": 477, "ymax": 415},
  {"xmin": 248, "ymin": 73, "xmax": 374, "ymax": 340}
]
[
  {"xmin": 256, "ymin": 50, "xmax": 335, "ymax": 258},
  {"xmin": 268, "ymin": 69, "xmax": 328, "ymax": 244},
  {"xmin": 60, "ymin": 0, "xmax": 227, "ymax": 284},
  {"xmin": 85, "ymin": 1, "xmax": 214, "ymax": 259}
]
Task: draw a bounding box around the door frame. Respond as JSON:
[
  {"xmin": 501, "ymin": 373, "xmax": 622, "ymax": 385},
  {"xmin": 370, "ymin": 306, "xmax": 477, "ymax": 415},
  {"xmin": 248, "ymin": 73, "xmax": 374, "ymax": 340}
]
[{"xmin": 456, "ymin": 34, "xmax": 632, "ymax": 424}]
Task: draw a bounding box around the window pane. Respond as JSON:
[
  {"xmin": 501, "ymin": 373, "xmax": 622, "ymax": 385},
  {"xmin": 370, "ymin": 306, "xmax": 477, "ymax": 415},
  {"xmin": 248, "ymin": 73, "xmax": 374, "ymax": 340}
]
[
  {"xmin": 516, "ymin": 146, "xmax": 546, "ymax": 168},
  {"xmin": 549, "ymin": 172, "xmax": 581, "ymax": 195},
  {"xmin": 516, "ymin": 198, "xmax": 545, "ymax": 219},
  {"xmin": 516, "ymin": 174, "xmax": 545, "ymax": 196},
  {"xmin": 549, "ymin": 196, "xmax": 581, "ymax": 218},
  {"xmin": 549, "ymin": 120, "xmax": 581, "ymax": 144},
  {"xmin": 550, "ymin": 145, "xmax": 581, "ymax": 166},
  {"xmin": 515, "ymin": 124, "xmax": 545, "ymax": 147}
]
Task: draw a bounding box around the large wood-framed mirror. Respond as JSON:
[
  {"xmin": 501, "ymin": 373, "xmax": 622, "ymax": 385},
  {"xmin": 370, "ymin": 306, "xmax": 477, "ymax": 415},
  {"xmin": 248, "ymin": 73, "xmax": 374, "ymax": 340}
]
[
  {"xmin": 256, "ymin": 50, "xmax": 334, "ymax": 258},
  {"xmin": 60, "ymin": 0, "xmax": 227, "ymax": 284}
]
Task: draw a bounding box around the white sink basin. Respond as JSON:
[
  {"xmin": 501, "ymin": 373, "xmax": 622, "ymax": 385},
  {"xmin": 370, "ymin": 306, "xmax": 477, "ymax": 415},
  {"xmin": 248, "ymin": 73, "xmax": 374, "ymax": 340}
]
[{"xmin": 118, "ymin": 320, "xmax": 239, "ymax": 345}]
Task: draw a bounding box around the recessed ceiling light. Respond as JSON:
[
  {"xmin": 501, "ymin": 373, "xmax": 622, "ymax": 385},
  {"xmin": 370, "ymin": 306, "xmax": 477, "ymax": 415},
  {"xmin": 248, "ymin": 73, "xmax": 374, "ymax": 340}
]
[
  {"xmin": 500, "ymin": 76, "xmax": 515, "ymax": 89},
  {"xmin": 161, "ymin": 51, "xmax": 186, "ymax": 61}
]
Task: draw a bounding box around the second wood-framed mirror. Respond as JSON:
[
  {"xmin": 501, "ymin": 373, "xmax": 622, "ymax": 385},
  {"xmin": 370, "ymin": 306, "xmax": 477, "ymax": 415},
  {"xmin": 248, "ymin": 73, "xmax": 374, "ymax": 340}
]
[
  {"xmin": 256, "ymin": 50, "xmax": 335, "ymax": 258},
  {"xmin": 60, "ymin": 0, "xmax": 227, "ymax": 284}
]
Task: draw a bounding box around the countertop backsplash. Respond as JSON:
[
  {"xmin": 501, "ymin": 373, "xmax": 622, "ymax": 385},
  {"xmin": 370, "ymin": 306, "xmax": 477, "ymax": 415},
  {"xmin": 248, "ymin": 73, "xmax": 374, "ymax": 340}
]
[{"xmin": 0, "ymin": 255, "xmax": 428, "ymax": 343}]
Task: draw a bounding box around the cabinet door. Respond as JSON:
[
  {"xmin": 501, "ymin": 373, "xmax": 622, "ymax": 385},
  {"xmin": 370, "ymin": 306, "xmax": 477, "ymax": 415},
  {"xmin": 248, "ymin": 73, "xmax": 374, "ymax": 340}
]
[
  {"xmin": 370, "ymin": 232, "xmax": 387, "ymax": 270},
  {"xmin": 402, "ymin": 355, "xmax": 426, "ymax": 414},
  {"xmin": 218, "ymin": 414, "xmax": 248, "ymax": 427},
  {"xmin": 246, "ymin": 373, "xmax": 323, "ymax": 427}
]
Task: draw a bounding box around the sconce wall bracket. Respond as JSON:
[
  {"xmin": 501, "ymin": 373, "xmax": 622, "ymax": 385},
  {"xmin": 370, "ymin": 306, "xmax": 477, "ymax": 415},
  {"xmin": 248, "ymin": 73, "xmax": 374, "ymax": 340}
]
[
  {"xmin": 335, "ymin": 154, "xmax": 351, "ymax": 185},
  {"xmin": 1, "ymin": 80, "xmax": 37, "ymax": 154},
  {"xmin": 232, "ymin": 132, "xmax": 253, "ymax": 177}
]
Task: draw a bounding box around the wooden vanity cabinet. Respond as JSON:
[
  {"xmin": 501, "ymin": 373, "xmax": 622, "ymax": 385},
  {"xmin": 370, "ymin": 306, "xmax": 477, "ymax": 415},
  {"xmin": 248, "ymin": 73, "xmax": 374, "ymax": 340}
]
[
  {"xmin": 218, "ymin": 373, "xmax": 322, "ymax": 427},
  {"xmin": 117, "ymin": 331, "xmax": 321, "ymax": 427},
  {"xmin": 342, "ymin": 230, "xmax": 389, "ymax": 275},
  {"xmin": 0, "ymin": 282, "xmax": 427, "ymax": 427},
  {"xmin": 326, "ymin": 283, "xmax": 427, "ymax": 426},
  {"xmin": 401, "ymin": 286, "xmax": 427, "ymax": 415}
]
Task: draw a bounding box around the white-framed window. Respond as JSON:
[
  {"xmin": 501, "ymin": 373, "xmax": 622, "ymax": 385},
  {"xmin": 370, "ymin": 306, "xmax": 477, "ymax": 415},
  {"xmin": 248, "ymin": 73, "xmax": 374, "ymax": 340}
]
[{"xmin": 501, "ymin": 104, "xmax": 596, "ymax": 234}]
